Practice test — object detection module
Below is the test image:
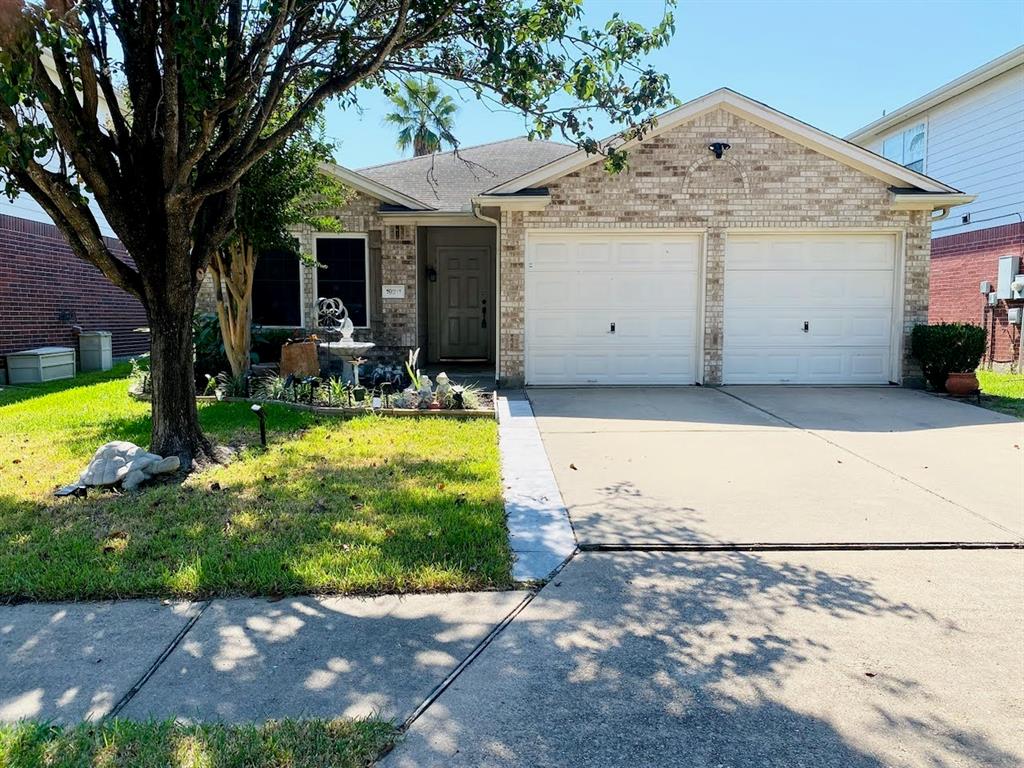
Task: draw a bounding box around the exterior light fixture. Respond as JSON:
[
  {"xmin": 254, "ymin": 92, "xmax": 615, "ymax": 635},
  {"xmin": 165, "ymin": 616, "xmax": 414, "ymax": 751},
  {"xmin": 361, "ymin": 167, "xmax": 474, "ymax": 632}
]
[
  {"xmin": 708, "ymin": 141, "xmax": 731, "ymax": 159},
  {"xmin": 251, "ymin": 403, "xmax": 267, "ymax": 447}
]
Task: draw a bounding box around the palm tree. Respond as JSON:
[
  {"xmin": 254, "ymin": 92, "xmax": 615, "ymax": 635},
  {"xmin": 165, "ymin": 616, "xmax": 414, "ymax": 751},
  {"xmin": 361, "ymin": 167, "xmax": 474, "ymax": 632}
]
[{"xmin": 384, "ymin": 77, "xmax": 458, "ymax": 156}]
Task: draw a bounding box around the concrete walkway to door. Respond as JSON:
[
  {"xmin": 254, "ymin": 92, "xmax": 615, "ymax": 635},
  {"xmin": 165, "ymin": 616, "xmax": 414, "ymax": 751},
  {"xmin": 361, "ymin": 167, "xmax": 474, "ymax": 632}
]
[{"xmin": 528, "ymin": 386, "xmax": 1023, "ymax": 546}]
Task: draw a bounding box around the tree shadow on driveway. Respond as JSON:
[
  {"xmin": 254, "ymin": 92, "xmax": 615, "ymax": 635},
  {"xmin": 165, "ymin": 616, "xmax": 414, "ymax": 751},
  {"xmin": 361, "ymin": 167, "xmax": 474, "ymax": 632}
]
[{"xmin": 386, "ymin": 548, "xmax": 1024, "ymax": 768}]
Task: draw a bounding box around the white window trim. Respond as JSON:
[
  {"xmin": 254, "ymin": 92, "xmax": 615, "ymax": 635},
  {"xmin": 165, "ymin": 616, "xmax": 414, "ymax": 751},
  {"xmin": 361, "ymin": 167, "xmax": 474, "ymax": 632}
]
[
  {"xmin": 313, "ymin": 232, "xmax": 371, "ymax": 329},
  {"xmin": 252, "ymin": 251, "xmax": 306, "ymax": 330}
]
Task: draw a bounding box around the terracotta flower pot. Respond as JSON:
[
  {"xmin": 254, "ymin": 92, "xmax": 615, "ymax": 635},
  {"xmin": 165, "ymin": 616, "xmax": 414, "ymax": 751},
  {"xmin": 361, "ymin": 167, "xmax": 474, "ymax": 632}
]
[{"xmin": 944, "ymin": 372, "xmax": 979, "ymax": 396}]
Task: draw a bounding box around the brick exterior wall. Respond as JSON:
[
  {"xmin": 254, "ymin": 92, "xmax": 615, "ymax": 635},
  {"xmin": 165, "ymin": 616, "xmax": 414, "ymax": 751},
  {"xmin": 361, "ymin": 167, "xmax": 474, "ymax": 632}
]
[
  {"xmin": 198, "ymin": 191, "xmax": 419, "ymax": 359},
  {"xmin": 0, "ymin": 213, "xmax": 149, "ymax": 376},
  {"xmin": 499, "ymin": 108, "xmax": 932, "ymax": 386},
  {"xmin": 930, "ymin": 222, "xmax": 1023, "ymax": 367}
]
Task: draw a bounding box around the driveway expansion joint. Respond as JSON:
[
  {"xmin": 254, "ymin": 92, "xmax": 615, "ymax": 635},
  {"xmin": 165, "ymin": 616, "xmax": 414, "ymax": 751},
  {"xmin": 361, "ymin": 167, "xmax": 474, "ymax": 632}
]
[
  {"xmin": 579, "ymin": 541, "xmax": 1024, "ymax": 552},
  {"xmin": 103, "ymin": 599, "xmax": 211, "ymax": 721}
]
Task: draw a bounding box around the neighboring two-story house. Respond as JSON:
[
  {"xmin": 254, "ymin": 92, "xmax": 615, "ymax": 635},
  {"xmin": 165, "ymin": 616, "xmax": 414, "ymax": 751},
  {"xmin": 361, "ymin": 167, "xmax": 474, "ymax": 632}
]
[{"xmin": 847, "ymin": 46, "xmax": 1024, "ymax": 368}]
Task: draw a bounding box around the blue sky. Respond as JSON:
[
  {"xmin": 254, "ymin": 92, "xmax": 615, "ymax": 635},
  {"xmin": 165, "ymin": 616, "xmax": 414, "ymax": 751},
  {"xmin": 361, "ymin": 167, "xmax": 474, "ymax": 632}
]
[{"xmin": 328, "ymin": 0, "xmax": 1023, "ymax": 169}]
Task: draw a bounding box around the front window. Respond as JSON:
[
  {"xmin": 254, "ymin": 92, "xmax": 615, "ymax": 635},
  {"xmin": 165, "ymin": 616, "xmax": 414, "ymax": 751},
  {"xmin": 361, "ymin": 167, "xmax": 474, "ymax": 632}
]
[
  {"xmin": 252, "ymin": 248, "xmax": 302, "ymax": 326},
  {"xmin": 882, "ymin": 123, "xmax": 925, "ymax": 173},
  {"xmin": 315, "ymin": 235, "xmax": 370, "ymax": 327}
]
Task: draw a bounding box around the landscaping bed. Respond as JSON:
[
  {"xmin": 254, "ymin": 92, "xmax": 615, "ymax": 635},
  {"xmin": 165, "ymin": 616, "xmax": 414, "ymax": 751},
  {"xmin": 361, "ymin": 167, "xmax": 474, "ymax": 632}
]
[
  {"xmin": 0, "ymin": 365, "xmax": 511, "ymax": 601},
  {"xmin": 0, "ymin": 718, "xmax": 395, "ymax": 768}
]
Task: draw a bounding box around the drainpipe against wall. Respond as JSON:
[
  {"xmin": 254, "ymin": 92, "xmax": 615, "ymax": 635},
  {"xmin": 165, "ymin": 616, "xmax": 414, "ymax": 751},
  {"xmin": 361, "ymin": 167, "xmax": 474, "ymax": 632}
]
[{"xmin": 473, "ymin": 203, "xmax": 501, "ymax": 387}]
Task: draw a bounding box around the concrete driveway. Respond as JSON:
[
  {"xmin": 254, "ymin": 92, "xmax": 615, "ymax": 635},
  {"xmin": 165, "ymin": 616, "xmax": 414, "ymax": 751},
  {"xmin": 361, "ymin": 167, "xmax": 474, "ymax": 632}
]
[{"xmin": 529, "ymin": 387, "xmax": 1023, "ymax": 546}]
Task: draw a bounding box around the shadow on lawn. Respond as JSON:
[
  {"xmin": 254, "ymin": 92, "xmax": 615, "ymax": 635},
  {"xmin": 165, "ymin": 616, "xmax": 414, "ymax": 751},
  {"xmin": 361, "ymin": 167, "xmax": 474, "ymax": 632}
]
[{"xmin": 0, "ymin": 444, "xmax": 509, "ymax": 602}]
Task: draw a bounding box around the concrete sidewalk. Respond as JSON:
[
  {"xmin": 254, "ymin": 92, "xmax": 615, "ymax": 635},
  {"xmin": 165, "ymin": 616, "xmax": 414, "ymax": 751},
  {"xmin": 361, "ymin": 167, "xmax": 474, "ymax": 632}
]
[{"xmin": 0, "ymin": 590, "xmax": 524, "ymax": 724}]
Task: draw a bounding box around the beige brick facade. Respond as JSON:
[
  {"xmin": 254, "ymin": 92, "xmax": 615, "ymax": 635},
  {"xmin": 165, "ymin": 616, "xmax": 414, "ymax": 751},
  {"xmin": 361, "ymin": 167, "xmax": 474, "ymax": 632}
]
[
  {"xmin": 498, "ymin": 108, "xmax": 931, "ymax": 386},
  {"xmin": 200, "ymin": 108, "xmax": 932, "ymax": 387}
]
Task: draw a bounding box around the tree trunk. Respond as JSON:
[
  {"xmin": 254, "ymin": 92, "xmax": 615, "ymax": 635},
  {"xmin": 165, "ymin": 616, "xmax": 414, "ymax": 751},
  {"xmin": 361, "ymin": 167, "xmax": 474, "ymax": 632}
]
[
  {"xmin": 147, "ymin": 291, "xmax": 213, "ymax": 468},
  {"xmin": 210, "ymin": 240, "xmax": 256, "ymax": 378}
]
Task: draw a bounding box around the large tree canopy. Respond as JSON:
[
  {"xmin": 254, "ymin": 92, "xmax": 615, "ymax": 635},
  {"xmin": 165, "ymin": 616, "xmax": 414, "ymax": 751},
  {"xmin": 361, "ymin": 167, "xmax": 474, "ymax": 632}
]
[{"xmin": 0, "ymin": 0, "xmax": 676, "ymax": 465}]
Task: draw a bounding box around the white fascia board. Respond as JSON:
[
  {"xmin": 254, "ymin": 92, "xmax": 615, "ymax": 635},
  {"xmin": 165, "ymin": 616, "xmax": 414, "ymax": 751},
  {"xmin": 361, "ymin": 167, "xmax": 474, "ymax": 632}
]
[
  {"xmin": 379, "ymin": 211, "xmax": 494, "ymax": 226},
  {"xmin": 846, "ymin": 46, "xmax": 1024, "ymax": 143},
  {"xmin": 318, "ymin": 162, "xmax": 433, "ymax": 210},
  {"xmin": 470, "ymin": 194, "xmax": 552, "ymax": 211},
  {"xmin": 488, "ymin": 88, "xmax": 960, "ymax": 195},
  {"xmin": 890, "ymin": 193, "xmax": 976, "ymax": 211}
]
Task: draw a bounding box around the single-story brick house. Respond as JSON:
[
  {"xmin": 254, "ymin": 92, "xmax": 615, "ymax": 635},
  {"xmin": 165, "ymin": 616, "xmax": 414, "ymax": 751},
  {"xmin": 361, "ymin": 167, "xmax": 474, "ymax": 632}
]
[{"xmin": 204, "ymin": 89, "xmax": 973, "ymax": 387}]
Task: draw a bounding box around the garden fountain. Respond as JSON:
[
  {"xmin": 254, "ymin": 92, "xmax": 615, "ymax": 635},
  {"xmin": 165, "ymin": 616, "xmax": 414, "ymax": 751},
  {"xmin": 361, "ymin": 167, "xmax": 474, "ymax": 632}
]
[{"xmin": 317, "ymin": 297, "xmax": 375, "ymax": 382}]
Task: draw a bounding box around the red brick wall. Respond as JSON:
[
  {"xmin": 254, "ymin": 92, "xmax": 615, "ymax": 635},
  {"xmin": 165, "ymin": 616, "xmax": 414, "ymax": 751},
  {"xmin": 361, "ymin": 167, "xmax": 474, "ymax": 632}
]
[
  {"xmin": 930, "ymin": 222, "xmax": 1023, "ymax": 366},
  {"xmin": 0, "ymin": 213, "xmax": 149, "ymax": 373}
]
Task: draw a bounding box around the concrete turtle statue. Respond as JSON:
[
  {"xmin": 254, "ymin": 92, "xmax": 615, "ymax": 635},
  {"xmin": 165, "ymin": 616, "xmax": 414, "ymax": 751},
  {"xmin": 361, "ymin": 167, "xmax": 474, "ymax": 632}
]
[{"xmin": 79, "ymin": 441, "xmax": 180, "ymax": 491}]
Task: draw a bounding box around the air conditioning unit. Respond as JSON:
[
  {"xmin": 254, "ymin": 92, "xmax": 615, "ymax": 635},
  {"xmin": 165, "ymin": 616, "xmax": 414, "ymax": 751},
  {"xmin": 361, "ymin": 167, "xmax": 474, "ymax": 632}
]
[
  {"xmin": 1008, "ymin": 308, "xmax": 1023, "ymax": 326},
  {"xmin": 988, "ymin": 291, "xmax": 999, "ymax": 307},
  {"xmin": 980, "ymin": 280, "xmax": 992, "ymax": 294}
]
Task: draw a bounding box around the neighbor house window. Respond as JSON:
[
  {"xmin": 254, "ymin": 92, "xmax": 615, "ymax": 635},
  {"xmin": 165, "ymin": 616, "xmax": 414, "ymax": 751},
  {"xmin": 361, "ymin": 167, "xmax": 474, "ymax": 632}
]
[
  {"xmin": 882, "ymin": 123, "xmax": 925, "ymax": 173},
  {"xmin": 315, "ymin": 235, "xmax": 369, "ymax": 327},
  {"xmin": 252, "ymin": 248, "xmax": 302, "ymax": 326}
]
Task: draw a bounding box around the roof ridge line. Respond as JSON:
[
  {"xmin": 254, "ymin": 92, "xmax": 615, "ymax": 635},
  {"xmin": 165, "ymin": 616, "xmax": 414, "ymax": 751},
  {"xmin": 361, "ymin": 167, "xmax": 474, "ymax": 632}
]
[{"xmin": 356, "ymin": 135, "xmax": 572, "ymax": 172}]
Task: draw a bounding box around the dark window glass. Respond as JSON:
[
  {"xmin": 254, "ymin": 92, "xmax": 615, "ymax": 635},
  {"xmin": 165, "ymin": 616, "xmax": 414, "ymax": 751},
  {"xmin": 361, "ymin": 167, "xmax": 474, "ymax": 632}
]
[
  {"xmin": 252, "ymin": 249, "xmax": 301, "ymax": 326},
  {"xmin": 316, "ymin": 237, "xmax": 368, "ymax": 326}
]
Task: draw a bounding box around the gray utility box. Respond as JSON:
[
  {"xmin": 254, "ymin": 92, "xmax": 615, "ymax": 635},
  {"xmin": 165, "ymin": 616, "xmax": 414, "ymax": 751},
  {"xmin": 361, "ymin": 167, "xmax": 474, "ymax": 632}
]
[
  {"xmin": 79, "ymin": 331, "xmax": 113, "ymax": 372},
  {"xmin": 6, "ymin": 346, "xmax": 76, "ymax": 384}
]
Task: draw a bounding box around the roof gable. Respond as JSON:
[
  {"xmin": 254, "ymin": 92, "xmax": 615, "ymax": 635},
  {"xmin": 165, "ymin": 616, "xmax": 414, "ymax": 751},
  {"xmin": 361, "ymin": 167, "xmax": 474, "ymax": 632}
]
[{"xmin": 487, "ymin": 88, "xmax": 962, "ymax": 196}]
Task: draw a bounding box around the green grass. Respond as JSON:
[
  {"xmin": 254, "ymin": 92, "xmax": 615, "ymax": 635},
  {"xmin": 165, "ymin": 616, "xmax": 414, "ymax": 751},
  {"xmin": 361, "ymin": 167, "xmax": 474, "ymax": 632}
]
[
  {"xmin": 0, "ymin": 365, "xmax": 511, "ymax": 601},
  {"xmin": 0, "ymin": 718, "xmax": 395, "ymax": 768},
  {"xmin": 977, "ymin": 369, "xmax": 1024, "ymax": 419}
]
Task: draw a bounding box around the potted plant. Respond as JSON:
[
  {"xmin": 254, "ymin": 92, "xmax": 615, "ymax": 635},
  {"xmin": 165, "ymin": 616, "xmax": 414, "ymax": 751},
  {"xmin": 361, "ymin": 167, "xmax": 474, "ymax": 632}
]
[{"xmin": 910, "ymin": 323, "xmax": 986, "ymax": 396}]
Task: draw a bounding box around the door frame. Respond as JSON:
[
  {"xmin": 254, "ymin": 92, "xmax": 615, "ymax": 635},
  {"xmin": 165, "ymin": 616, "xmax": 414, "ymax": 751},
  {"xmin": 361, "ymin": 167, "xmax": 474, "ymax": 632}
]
[
  {"xmin": 721, "ymin": 228, "xmax": 904, "ymax": 385},
  {"xmin": 523, "ymin": 228, "xmax": 707, "ymax": 386},
  {"xmin": 425, "ymin": 227, "xmax": 496, "ymax": 363}
]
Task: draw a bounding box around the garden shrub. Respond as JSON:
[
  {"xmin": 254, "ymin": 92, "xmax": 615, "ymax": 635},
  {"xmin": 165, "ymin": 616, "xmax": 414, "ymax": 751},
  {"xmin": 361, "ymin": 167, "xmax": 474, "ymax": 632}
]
[{"xmin": 910, "ymin": 323, "xmax": 985, "ymax": 391}]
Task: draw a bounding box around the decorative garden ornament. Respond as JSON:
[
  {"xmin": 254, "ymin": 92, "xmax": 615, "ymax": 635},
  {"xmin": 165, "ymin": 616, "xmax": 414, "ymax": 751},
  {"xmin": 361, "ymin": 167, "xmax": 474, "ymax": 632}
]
[
  {"xmin": 78, "ymin": 441, "xmax": 180, "ymax": 491},
  {"xmin": 435, "ymin": 372, "xmax": 451, "ymax": 397}
]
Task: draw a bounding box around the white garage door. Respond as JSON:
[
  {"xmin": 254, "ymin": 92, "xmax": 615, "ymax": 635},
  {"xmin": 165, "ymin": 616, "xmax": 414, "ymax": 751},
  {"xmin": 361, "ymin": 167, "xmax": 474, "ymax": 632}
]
[
  {"xmin": 723, "ymin": 233, "xmax": 897, "ymax": 384},
  {"xmin": 526, "ymin": 232, "xmax": 701, "ymax": 385}
]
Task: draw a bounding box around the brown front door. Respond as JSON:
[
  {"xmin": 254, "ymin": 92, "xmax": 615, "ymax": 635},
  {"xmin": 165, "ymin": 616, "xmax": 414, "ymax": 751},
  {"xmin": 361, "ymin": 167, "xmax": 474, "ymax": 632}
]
[{"xmin": 437, "ymin": 245, "xmax": 492, "ymax": 360}]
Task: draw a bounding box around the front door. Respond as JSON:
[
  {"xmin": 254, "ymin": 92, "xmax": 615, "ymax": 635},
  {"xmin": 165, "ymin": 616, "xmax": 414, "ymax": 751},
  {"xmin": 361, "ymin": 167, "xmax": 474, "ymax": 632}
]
[{"xmin": 437, "ymin": 245, "xmax": 492, "ymax": 360}]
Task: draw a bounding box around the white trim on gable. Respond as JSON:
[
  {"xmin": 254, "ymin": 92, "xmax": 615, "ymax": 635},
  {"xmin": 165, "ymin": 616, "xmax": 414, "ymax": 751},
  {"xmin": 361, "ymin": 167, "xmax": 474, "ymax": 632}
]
[
  {"xmin": 486, "ymin": 88, "xmax": 964, "ymax": 199},
  {"xmin": 319, "ymin": 162, "xmax": 434, "ymax": 211}
]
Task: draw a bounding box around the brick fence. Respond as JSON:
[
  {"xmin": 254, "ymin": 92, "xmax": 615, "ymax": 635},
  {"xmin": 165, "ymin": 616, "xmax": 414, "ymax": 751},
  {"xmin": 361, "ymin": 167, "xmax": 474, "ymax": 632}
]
[
  {"xmin": 0, "ymin": 213, "xmax": 149, "ymax": 376},
  {"xmin": 930, "ymin": 222, "xmax": 1024, "ymax": 366}
]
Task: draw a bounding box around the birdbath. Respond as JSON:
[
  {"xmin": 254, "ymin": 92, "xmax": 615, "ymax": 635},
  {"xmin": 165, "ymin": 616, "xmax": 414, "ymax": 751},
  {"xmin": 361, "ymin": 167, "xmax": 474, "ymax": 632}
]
[{"xmin": 317, "ymin": 297, "xmax": 375, "ymax": 382}]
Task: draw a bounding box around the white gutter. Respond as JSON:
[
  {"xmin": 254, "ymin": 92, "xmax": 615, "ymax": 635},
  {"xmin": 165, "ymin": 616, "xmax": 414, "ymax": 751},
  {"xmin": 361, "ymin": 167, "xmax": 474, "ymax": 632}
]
[
  {"xmin": 472, "ymin": 202, "xmax": 502, "ymax": 386},
  {"xmin": 890, "ymin": 193, "xmax": 976, "ymax": 211},
  {"xmin": 471, "ymin": 194, "xmax": 552, "ymax": 211}
]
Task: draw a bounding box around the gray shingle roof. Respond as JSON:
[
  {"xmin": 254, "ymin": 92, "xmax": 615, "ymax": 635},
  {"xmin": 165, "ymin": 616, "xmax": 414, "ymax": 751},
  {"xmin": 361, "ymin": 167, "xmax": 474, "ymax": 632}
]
[{"xmin": 357, "ymin": 137, "xmax": 574, "ymax": 212}]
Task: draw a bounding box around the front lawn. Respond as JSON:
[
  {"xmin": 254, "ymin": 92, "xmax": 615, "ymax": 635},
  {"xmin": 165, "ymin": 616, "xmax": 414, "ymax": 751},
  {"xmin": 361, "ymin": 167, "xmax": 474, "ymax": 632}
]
[
  {"xmin": 0, "ymin": 365, "xmax": 511, "ymax": 601},
  {"xmin": 0, "ymin": 718, "xmax": 395, "ymax": 768},
  {"xmin": 978, "ymin": 369, "xmax": 1024, "ymax": 419}
]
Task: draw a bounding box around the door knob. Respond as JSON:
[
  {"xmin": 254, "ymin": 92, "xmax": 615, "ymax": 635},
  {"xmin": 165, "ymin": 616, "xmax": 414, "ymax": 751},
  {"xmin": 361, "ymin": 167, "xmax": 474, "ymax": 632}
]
[{"xmin": 481, "ymin": 299, "xmax": 487, "ymax": 329}]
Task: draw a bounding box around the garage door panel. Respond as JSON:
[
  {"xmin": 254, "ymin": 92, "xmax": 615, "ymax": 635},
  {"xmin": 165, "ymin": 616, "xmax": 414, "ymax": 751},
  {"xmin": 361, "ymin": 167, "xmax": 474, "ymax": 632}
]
[
  {"xmin": 724, "ymin": 234, "xmax": 896, "ymax": 384},
  {"xmin": 526, "ymin": 233, "xmax": 700, "ymax": 385}
]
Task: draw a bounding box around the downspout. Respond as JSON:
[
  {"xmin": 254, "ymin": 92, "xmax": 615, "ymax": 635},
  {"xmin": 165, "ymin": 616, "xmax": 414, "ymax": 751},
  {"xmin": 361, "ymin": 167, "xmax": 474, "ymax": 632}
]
[
  {"xmin": 473, "ymin": 202, "xmax": 501, "ymax": 387},
  {"xmin": 931, "ymin": 206, "xmax": 950, "ymax": 222}
]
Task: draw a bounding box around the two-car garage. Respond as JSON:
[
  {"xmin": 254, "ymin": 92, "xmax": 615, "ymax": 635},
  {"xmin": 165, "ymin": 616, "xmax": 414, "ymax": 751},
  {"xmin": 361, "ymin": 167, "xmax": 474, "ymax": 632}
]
[{"xmin": 524, "ymin": 231, "xmax": 900, "ymax": 386}]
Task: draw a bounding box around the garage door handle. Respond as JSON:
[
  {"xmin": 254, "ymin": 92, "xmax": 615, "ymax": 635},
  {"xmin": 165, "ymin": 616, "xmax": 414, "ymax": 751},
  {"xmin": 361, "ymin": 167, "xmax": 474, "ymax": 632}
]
[
  {"xmin": 609, "ymin": 322, "xmax": 616, "ymax": 334},
  {"xmin": 803, "ymin": 321, "xmax": 809, "ymax": 333}
]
